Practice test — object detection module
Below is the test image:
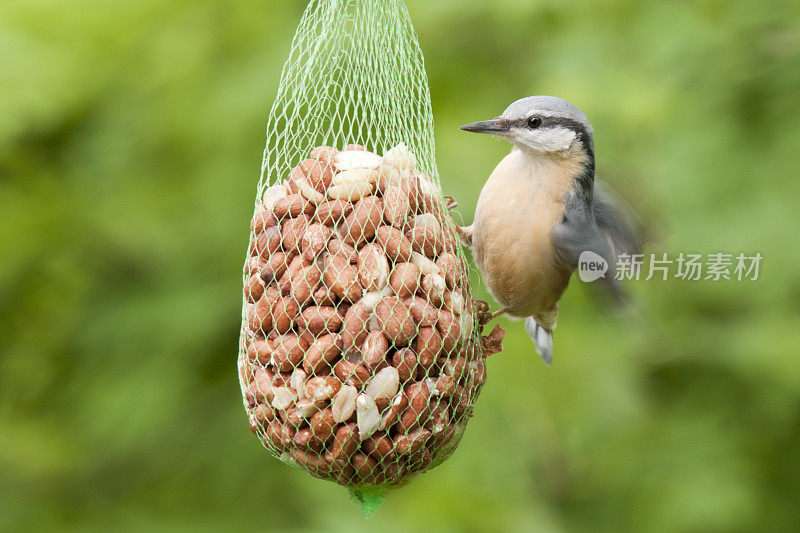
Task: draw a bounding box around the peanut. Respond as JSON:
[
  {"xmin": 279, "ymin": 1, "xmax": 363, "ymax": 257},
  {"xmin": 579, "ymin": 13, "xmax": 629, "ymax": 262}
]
[
  {"xmin": 297, "ymin": 306, "xmax": 343, "ymax": 336},
  {"xmin": 392, "ymin": 348, "xmax": 419, "ymax": 383},
  {"xmin": 323, "ymin": 254, "xmax": 362, "ymax": 303},
  {"xmin": 247, "ymin": 339, "xmax": 273, "ymax": 365},
  {"xmin": 280, "ymin": 214, "xmax": 311, "ymax": 252},
  {"xmin": 271, "ymin": 334, "xmax": 307, "ymax": 372},
  {"xmin": 404, "ymin": 296, "xmax": 439, "ymax": 326},
  {"xmin": 256, "ymin": 226, "xmax": 282, "ymax": 259},
  {"xmin": 375, "ymin": 296, "xmax": 415, "ymax": 346},
  {"xmin": 360, "ymin": 330, "xmax": 389, "ymax": 370},
  {"xmin": 327, "ymin": 181, "xmax": 373, "ymax": 201},
  {"xmin": 251, "ymin": 209, "xmax": 278, "ymax": 233},
  {"xmin": 389, "ymin": 262, "xmax": 421, "ymax": 299},
  {"xmin": 363, "ymin": 434, "xmax": 395, "ymax": 460},
  {"xmin": 340, "ymin": 300, "xmax": 371, "ymax": 350},
  {"xmin": 332, "ymin": 384, "xmax": 358, "ymax": 423},
  {"xmin": 415, "ymin": 326, "xmax": 443, "ymax": 369},
  {"xmin": 261, "ymin": 251, "xmax": 291, "ymax": 281},
  {"xmin": 314, "ymin": 200, "xmax": 353, "ymax": 227},
  {"xmin": 395, "ymin": 427, "xmax": 431, "ymax": 456},
  {"xmin": 356, "ymin": 393, "xmax": 380, "ymax": 440},
  {"xmin": 365, "ymin": 367, "xmax": 400, "ymax": 403},
  {"xmin": 274, "ymin": 193, "xmax": 314, "ymax": 219},
  {"xmin": 375, "ymin": 225, "xmax": 413, "ymax": 262},
  {"xmin": 339, "ymin": 196, "xmax": 383, "ymax": 245},
  {"xmin": 302, "ymin": 333, "xmax": 342, "ymax": 374},
  {"xmin": 310, "ymin": 408, "xmax": 337, "ymax": 443},
  {"xmin": 333, "ymin": 359, "xmax": 370, "ymax": 388},
  {"xmin": 245, "ymin": 274, "xmax": 266, "ymax": 303},
  {"xmin": 300, "ymin": 223, "xmax": 332, "ymax": 261},
  {"xmin": 383, "ymin": 185, "xmax": 410, "ymax": 227},
  {"xmin": 300, "ymin": 158, "xmax": 334, "ymax": 193},
  {"xmin": 241, "ymin": 142, "xmax": 486, "ymax": 488},
  {"xmin": 357, "ymin": 243, "xmax": 389, "ymax": 292}
]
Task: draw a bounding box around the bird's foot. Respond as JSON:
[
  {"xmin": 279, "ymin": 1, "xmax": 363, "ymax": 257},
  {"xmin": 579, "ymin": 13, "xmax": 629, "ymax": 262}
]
[
  {"xmin": 443, "ymin": 195, "xmax": 459, "ymax": 211},
  {"xmin": 473, "ymin": 299, "xmax": 490, "ymax": 314},
  {"xmin": 477, "ymin": 304, "xmax": 508, "ymax": 326},
  {"xmin": 454, "ymin": 224, "xmax": 473, "ymax": 247}
]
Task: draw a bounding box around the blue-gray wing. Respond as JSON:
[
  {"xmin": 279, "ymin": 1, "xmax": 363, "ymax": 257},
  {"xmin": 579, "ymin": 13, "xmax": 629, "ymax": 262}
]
[
  {"xmin": 552, "ymin": 181, "xmax": 644, "ymax": 306},
  {"xmin": 593, "ymin": 181, "xmax": 646, "ymax": 260}
]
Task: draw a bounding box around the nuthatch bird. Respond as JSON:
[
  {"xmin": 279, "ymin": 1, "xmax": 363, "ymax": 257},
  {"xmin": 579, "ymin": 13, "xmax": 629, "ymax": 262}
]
[{"xmin": 457, "ymin": 96, "xmax": 643, "ymax": 364}]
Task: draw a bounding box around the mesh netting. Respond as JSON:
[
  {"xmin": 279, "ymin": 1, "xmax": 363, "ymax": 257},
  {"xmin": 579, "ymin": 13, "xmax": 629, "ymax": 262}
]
[{"xmin": 237, "ymin": 0, "xmax": 489, "ymax": 493}]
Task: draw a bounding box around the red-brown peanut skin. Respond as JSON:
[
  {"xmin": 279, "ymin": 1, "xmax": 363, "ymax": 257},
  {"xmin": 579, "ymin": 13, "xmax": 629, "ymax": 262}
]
[
  {"xmin": 303, "ymin": 333, "xmax": 343, "ymax": 374},
  {"xmin": 405, "ymin": 296, "xmax": 439, "ymax": 326},
  {"xmin": 242, "ymin": 143, "xmax": 486, "ymax": 490},
  {"xmin": 333, "ymin": 360, "xmax": 370, "ymax": 388},
  {"xmin": 389, "ymin": 262, "xmax": 421, "ymax": 299},
  {"xmin": 392, "ymin": 348, "xmax": 419, "ymax": 383},
  {"xmin": 314, "ymin": 200, "xmax": 352, "ymax": 227},
  {"xmin": 406, "ymin": 225, "xmax": 442, "ymax": 258},
  {"xmin": 360, "ymin": 330, "xmax": 389, "ymax": 370},
  {"xmin": 398, "ymin": 380, "xmax": 431, "ymax": 432},
  {"xmin": 298, "ymin": 306, "xmax": 343, "ymax": 337},
  {"xmin": 286, "ymin": 264, "xmax": 322, "ymax": 308},
  {"xmin": 272, "ymin": 296, "xmax": 300, "ymax": 334},
  {"xmin": 382, "ymin": 186, "xmax": 410, "ymax": 228},
  {"xmin": 274, "ymin": 193, "xmax": 315, "ymax": 219},
  {"xmin": 339, "ymin": 197, "xmax": 383, "ymax": 245},
  {"xmin": 301, "ymin": 223, "xmax": 332, "ymax": 261},
  {"xmin": 375, "ymin": 225, "xmax": 413, "ymax": 262},
  {"xmin": 375, "ymin": 296, "xmax": 415, "ymax": 346},
  {"xmin": 247, "ymin": 339, "xmax": 273, "ymax": 365},
  {"xmin": 436, "ymin": 310, "xmax": 461, "ymax": 353},
  {"xmin": 245, "ymin": 274, "xmax": 266, "ymax": 303},
  {"xmin": 300, "ymin": 158, "xmax": 334, "ymax": 193},
  {"xmin": 271, "ymin": 333, "xmax": 308, "ymax": 372},
  {"xmin": 341, "ymin": 300, "xmax": 371, "ymax": 349},
  {"xmin": 248, "ymin": 287, "xmax": 280, "ymax": 333},
  {"xmin": 310, "ymin": 408, "xmax": 337, "ymax": 443},
  {"xmin": 310, "ymin": 145, "xmax": 339, "ymax": 166},
  {"xmin": 280, "ymin": 214, "xmax": 311, "ymax": 252},
  {"xmin": 414, "ymin": 326, "xmax": 443, "ymax": 369},
  {"xmin": 323, "ymin": 254, "xmax": 363, "ymax": 303},
  {"xmin": 256, "ymin": 226, "xmax": 282, "ymax": 259},
  {"xmin": 363, "ymin": 434, "xmax": 395, "ymax": 461},
  {"xmin": 328, "ymin": 423, "xmax": 359, "ymax": 460},
  {"xmin": 251, "ymin": 209, "xmax": 278, "ymax": 233},
  {"xmin": 435, "ymin": 253, "xmax": 461, "ymax": 290},
  {"xmin": 264, "ymin": 422, "xmax": 294, "ymax": 451},
  {"xmin": 245, "ymin": 256, "xmax": 267, "ymax": 277},
  {"xmin": 261, "ymin": 251, "xmax": 291, "ymax": 282}
]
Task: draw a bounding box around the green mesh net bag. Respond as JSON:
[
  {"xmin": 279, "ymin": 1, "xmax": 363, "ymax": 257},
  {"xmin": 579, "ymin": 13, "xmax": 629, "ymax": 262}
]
[{"xmin": 237, "ymin": 0, "xmax": 503, "ymax": 510}]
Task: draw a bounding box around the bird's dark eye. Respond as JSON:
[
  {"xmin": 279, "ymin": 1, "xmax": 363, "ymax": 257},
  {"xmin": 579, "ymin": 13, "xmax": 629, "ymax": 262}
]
[{"xmin": 528, "ymin": 116, "xmax": 543, "ymax": 129}]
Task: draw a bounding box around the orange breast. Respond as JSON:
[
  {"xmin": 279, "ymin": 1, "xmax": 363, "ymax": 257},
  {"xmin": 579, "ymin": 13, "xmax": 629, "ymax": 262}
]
[{"xmin": 473, "ymin": 149, "xmax": 581, "ymax": 316}]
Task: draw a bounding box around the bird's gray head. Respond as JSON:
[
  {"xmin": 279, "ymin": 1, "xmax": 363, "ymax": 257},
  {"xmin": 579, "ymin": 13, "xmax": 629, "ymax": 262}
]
[{"xmin": 461, "ymin": 96, "xmax": 594, "ymax": 155}]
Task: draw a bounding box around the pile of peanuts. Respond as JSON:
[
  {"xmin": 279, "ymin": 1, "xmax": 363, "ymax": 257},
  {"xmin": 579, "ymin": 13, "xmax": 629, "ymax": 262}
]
[{"xmin": 238, "ymin": 143, "xmax": 488, "ymax": 487}]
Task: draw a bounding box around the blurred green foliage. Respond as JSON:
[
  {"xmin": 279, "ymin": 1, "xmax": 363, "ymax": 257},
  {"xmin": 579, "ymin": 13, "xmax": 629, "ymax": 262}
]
[{"xmin": 2, "ymin": 0, "xmax": 799, "ymax": 531}]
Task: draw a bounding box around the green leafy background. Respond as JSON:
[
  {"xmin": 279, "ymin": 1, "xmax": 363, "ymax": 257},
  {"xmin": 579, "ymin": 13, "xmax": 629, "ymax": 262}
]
[{"xmin": 2, "ymin": 0, "xmax": 799, "ymax": 531}]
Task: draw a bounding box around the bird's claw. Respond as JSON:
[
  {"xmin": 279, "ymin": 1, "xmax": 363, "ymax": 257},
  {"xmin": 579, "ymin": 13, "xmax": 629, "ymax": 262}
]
[
  {"xmin": 455, "ymin": 225, "xmax": 473, "ymax": 247},
  {"xmin": 473, "ymin": 299, "xmax": 491, "ymax": 314},
  {"xmin": 477, "ymin": 304, "xmax": 508, "ymax": 326},
  {"xmin": 477, "ymin": 312, "xmax": 493, "ymax": 326},
  {"xmin": 443, "ymin": 195, "xmax": 459, "ymax": 211}
]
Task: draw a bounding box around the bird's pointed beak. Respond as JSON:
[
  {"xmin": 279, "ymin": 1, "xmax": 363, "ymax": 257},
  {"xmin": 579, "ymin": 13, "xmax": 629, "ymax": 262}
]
[{"xmin": 460, "ymin": 117, "xmax": 508, "ymax": 135}]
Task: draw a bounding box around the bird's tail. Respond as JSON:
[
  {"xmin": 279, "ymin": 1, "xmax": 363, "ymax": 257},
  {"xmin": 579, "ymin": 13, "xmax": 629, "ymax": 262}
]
[{"xmin": 525, "ymin": 317, "xmax": 554, "ymax": 365}]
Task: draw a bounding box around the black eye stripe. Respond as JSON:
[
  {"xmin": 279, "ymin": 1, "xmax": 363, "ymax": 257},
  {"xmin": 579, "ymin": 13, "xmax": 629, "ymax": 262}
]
[{"xmin": 511, "ymin": 116, "xmax": 590, "ymax": 140}]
